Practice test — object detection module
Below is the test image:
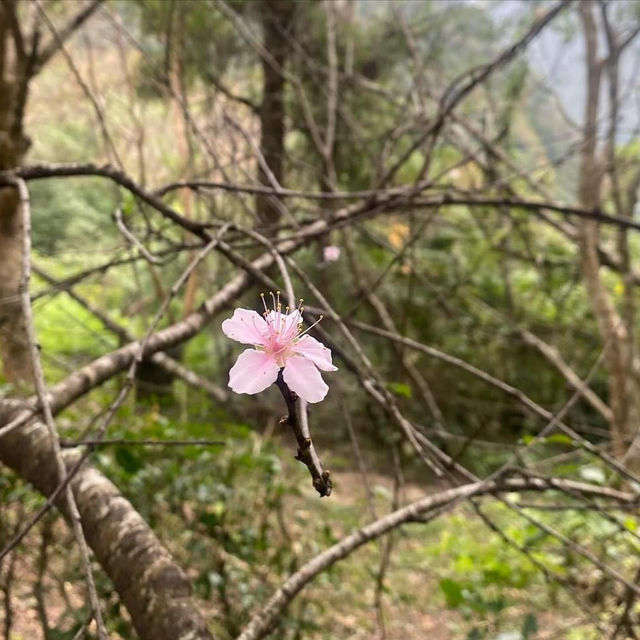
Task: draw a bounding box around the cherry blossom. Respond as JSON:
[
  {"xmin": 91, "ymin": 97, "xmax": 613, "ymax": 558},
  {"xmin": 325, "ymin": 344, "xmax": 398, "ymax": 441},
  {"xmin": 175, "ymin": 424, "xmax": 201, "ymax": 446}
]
[
  {"xmin": 323, "ymin": 245, "xmax": 341, "ymax": 262},
  {"xmin": 222, "ymin": 293, "xmax": 337, "ymax": 403}
]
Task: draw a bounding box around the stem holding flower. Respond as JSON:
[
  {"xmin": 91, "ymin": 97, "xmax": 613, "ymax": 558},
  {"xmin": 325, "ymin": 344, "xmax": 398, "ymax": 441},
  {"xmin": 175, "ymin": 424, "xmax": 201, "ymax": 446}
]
[
  {"xmin": 275, "ymin": 371, "xmax": 332, "ymax": 497},
  {"xmin": 222, "ymin": 294, "xmax": 337, "ymax": 496}
]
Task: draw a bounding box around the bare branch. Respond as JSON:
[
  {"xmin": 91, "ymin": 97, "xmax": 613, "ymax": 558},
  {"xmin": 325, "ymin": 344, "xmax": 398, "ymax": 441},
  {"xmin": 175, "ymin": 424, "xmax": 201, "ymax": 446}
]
[
  {"xmin": 379, "ymin": 0, "xmax": 570, "ymax": 186},
  {"xmin": 275, "ymin": 373, "xmax": 332, "ymax": 497},
  {"xmin": 32, "ymin": 264, "xmax": 229, "ymax": 403},
  {"xmin": 237, "ymin": 476, "xmax": 635, "ymax": 640},
  {"xmin": 12, "ymin": 178, "xmax": 108, "ymax": 640},
  {"xmin": 34, "ymin": 0, "xmax": 104, "ymax": 70}
]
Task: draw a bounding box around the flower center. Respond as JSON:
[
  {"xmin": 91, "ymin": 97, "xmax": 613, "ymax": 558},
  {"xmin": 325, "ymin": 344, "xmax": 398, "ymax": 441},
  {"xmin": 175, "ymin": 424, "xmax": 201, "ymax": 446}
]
[{"xmin": 259, "ymin": 291, "xmax": 324, "ymax": 366}]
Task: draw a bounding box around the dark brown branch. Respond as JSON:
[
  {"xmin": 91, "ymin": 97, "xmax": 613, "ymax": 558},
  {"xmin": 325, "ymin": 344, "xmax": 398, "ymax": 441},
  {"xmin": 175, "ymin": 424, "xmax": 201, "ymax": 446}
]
[
  {"xmin": 204, "ymin": 70, "xmax": 259, "ymax": 112},
  {"xmin": 5, "ymin": 164, "xmax": 640, "ymax": 234},
  {"xmin": 60, "ymin": 438, "xmax": 225, "ymax": 448},
  {"xmin": 275, "ymin": 372, "xmax": 332, "ymax": 497},
  {"xmin": 34, "ymin": 0, "xmax": 104, "ymax": 71},
  {"xmin": 404, "ymin": 194, "xmax": 640, "ymax": 233},
  {"xmin": 4, "ymin": 163, "xmax": 209, "ymax": 238},
  {"xmin": 1, "ymin": 0, "xmax": 24, "ymax": 63},
  {"xmin": 152, "ymin": 179, "xmax": 431, "ymax": 200}
]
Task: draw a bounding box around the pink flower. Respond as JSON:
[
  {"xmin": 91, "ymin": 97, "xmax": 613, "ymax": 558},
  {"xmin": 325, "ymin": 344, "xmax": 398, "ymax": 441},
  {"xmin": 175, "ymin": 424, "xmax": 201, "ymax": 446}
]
[
  {"xmin": 222, "ymin": 294, "xmax": 337, "ymax": 403},
  {"xmin": 323, "ymin": 245, "xmax": 341, "ymax": 262}
]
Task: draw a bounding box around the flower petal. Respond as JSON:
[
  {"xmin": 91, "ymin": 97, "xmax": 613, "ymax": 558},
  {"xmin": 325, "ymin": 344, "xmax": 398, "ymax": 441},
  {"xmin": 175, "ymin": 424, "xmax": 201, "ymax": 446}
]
[
  {"xmin": 222, "ymin": 309, "xmax": 268, "ymax": 345},
  {"xmin": 229, "ymin": 349, "xmax": 279, "ymax": 395},
  {"xmin": 282, "ymin": 355, "xmax": 329, "ymax": 403},
  {"xmin": 293, "ymin": 335, "xmax": 338, "ymax": 371},
  {"xmin": 282, "ymin": 309, "xmax": 303, "ymax": 341}
]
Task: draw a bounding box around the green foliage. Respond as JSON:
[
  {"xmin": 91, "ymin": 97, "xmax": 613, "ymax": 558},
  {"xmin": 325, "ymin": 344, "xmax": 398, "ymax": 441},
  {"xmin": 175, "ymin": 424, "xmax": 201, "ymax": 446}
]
[
  {"xmin": 85, "ymin": 399, "xmax": 313, "ymax": 636},
  {"xmin": 30, "ymin": 178, "xmax": 118, "ymax": 255},
  {"xmin": 132, "ymin": 0, "xmax": 252, "ymax": 97},
  {"xmin": 34, "ymin": 285, "xmax": 119, "ymax": 373}
]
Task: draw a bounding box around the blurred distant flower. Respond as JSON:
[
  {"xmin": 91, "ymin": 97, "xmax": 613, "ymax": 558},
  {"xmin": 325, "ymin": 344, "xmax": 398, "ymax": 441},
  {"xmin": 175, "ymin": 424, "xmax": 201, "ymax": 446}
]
[
  {"xmin": 388, "ymin": 222, "xmax": 409, "ymax": 250},
  {"xmin": 222, "ymin": 293, "xmax": 337, "ymax": 403},
  {"xmin": 323, "ymin": 245, "xmax": 341, "ymax": 262}
]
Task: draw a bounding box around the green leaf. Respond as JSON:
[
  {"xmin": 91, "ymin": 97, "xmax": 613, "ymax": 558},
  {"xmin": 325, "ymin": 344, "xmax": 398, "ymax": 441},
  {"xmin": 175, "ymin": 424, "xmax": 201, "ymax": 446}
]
[
  {"xmin": 439, "ymin": 578, "xmax": 464, "ymax": 608},
  {"xmin": 199, "ymin": 511, "xmax": 222, "ymax": 531},
  {"xmin": 546, "ymin": 433, "xmax": 573, "ymax": 445},
  {"xmin": 114, "ymin": 446, "xmax": 143, "ymax": 475},
  {"xmin": 429, "ymin": 235, "xmax": 456, "ymax": 251},
  {"xmin": 388, "ymin": 382, "xmax": 413, "ymax": 399}
]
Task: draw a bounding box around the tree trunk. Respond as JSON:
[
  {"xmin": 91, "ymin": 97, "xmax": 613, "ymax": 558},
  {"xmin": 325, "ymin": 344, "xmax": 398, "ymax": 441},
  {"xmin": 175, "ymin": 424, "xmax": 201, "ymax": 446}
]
[
  {"xmin": 256, "ymin": 0, "xmax": 295, "ymax": 231},
  {"xmin": 577, "ymin": 3, "xmax": 639, "ymax": 464},
  {"xmin": 0, "ymin": 71, "xmax": 32, "ymax": 385},
  {"xmin": 0, "ymin": 0, "xmax": 102, "ymax": 387},
  {"xmin": 0, "ymin": 406, "xmax": 214, "ymax": 640}
]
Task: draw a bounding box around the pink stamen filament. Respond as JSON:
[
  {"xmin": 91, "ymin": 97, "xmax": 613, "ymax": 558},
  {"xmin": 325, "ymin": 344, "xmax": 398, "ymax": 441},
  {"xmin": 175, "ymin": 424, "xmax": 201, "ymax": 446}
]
[{"xmin": 276, "ymin": 291, "xmax": 282, "ymax": 330}]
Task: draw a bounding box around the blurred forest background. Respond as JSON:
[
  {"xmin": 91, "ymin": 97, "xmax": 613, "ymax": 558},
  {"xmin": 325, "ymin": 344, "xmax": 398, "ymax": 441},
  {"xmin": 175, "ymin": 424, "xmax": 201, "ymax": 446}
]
[{"xmin": 1, "ymin": 0, "xmax": 640, "ymax": 639}]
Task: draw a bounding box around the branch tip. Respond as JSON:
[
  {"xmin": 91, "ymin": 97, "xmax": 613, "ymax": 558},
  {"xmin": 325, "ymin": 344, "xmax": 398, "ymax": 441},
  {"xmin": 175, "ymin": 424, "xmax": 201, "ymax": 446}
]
[{"xmin": 275, "ymin": 372, "xmax": 332, "ymax": 497}]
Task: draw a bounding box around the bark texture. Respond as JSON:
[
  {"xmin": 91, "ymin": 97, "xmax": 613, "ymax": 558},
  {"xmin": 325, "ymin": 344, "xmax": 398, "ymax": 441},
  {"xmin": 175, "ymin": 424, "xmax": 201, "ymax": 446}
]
[
  {"xmin": 0, "ymin": 407, "xmax": 214, "ymax": 640},
  {"xmin": 256, "ymin": 0, "xmax": 295, "ymax": 229},
  {"xmin": 0, "ymin": 55, "xmax": 32, "ymax": 384},
  {"xmin": 577, "ymin": 3, "xmax": 640, "ymax": 463},
  {"xmin": 0, "ymin": 181, "xmax": 31, "ymax": 384},
  {"xmin": 0, "ymin": 0, "xmax": 103, "ymax": 385}
]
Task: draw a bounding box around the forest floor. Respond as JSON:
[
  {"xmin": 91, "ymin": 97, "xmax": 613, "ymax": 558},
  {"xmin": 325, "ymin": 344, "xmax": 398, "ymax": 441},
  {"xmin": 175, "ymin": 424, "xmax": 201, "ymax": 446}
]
[
  {"xmin": 2, "ymin": 471, "xmax": 459, "ymax": 640},
  {"xmin": 266, "ymin": 450, "xmax": 595, "ymax": 640},
  {"xmin": 1, "ymin": 455, "xmax": 591, "ymax": 640}
]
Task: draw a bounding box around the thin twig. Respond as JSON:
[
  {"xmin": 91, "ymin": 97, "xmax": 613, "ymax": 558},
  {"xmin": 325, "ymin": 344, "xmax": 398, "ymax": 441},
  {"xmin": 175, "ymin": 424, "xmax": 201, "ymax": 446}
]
[
  {"xmin": 60, "ymin": 438, "xmax": 225, "ymax": 448},
  {"xmin": 373, "ymin": 445, "xmax": 403, "ymax": 640},
  {"xmin": 114, "ymin": 208, "xmax": 161, "ymax": 264},
  {"xmin": 13, "ymin": 178, "xmax": 108, "ymax": 640}
]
